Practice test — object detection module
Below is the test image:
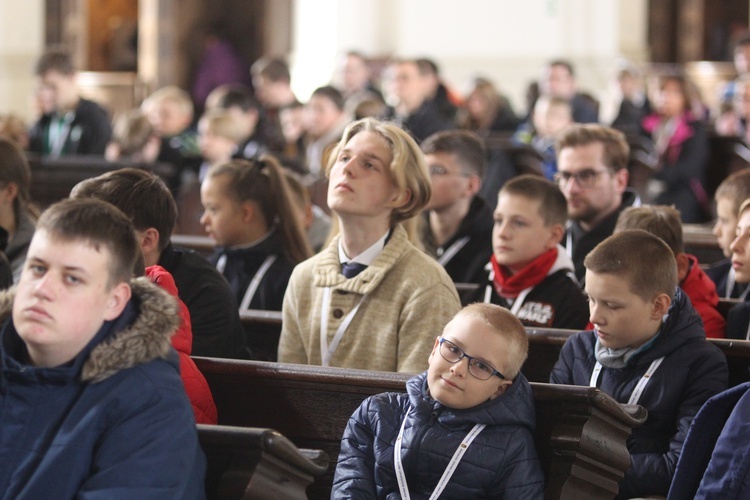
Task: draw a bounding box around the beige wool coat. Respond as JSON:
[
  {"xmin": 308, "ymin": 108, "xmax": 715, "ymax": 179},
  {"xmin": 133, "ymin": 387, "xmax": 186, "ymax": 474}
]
[{"xmin": 278, "ymin": 224, "xmax": 461, "ymax": 373}]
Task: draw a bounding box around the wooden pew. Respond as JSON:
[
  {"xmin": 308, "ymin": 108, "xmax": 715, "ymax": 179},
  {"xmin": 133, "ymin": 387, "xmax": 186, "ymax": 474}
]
[
  {"xmin": 717, "ymin": 298, "xmax": 743, "ymax": 321},
  {"xmin": 197, "ymin": 424, "xmax": 328, "ymax": 500},
  {"xmin": 171, "ymin": 234, "xmax": 215, "ymax": 258},
  {"xmin": 26, "ymin": 154, "xmax": 175, "ymax": 208},
  {"xmin": 193, "ymin": 358, "xmax": 646, "ymax": 500},
  {"xmin": 683, "ymin": 224, "xmax": 725, "ymax": 266},
  {"xmin": 237, "ymin": 311, "xmax": 749, "ymax": 387},
  {"xmin": 524, "ymin": 328, "xmax": 750, "ymax": 388}
]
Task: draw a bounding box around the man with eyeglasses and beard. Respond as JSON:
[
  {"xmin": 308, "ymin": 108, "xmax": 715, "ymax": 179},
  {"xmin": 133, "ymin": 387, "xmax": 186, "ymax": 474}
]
[{"xmin": 554, "ymin": 124, "xmax": 640, "ymax": 284}]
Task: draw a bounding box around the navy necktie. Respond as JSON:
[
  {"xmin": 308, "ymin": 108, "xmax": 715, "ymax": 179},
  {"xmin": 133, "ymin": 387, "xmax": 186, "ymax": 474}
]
[{"xmin": 342, "ymin": 261, "xmax": 368, "ymax": 279}]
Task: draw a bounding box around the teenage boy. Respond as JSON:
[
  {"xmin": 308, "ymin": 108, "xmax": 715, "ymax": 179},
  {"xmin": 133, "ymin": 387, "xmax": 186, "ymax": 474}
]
[
  {"xmin": 71, "ymin": 168, "xmax": 246, "ymax": 359},
  {"xmin": 708, "ymin": 169, "xmax": 750, "ymax": 299},
  {"xmin": 0, "ymin": 198, "xmax": 205, "ymax": 497},
  {"xmin": 469, "ymin": 174, "xmax": 589, "ymax": 329},
  {"xmin": 421, "ymin": 130, "xmax": 494, "ymax": 288},
  {"xmin": 28, "ymin": 47, "xmax": 112, "ymax": 157},
  {"xmin": 550, "ymin": 230, "xmax": 728, "ymax": 498},
  {"xmin": 615, "ymin": 205, "xmax": 726, "ymax": 338},
  {"xmin": 333, "ymin": 303, "xmax": 544, "ymax": 498},
  {"xmin": 725, "ymin": 199, "xmax": 750, "ymax": 339}
]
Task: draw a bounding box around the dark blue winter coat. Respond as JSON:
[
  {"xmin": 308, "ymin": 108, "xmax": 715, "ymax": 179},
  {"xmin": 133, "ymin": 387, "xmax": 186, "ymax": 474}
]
[
  {"xmin": 0, "ymin": 278, "xmax": 206, "ymax": 499},
  {"xmin": 550, "ymin": 289, "xmax": 728, "ymax": 498},
  {"xmin": 668, "ymin": 382, "xmax": 750, "ymax": 499},
  {"xmin": 332, "ymin": 371, "xmax": 544, "ymax": 499}
]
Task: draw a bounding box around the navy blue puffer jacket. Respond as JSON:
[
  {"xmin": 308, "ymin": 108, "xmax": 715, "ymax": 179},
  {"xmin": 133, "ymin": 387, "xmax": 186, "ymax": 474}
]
[
  {"xmin": 550, "ymin": 289, "xmax": 728, "ymax": 498},
  {"xmin": 332, "ymin": 371, "xmax": 544, "ymax": 499}
]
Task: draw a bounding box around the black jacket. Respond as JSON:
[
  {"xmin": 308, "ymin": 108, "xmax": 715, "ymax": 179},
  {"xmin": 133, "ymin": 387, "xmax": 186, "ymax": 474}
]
[
  {"xmin": 468, "ymin": 246, "xmax": 589, "ymax": 330},
  {"xmin": 208, "ymin": 230, "xmax": 294, "ymax": 361},
  {"xmin": 423, "ymin": 196, "xmax": 494, "ymax": 295},
  {"xmin": 29, "ymin": 98, "xmax": 112, "ymax": 156},
  {"xmin": 565, "ymin": 189, "xmax": 639, "ymax": 283},
  {"xmin": 158, "ymin": 243, "xmax": 246, "ymax": 358},
  {"xmin": 550, "ymin": 290, "xmax": 728, "ymax": 498},
  {"xmin": 383, "ymin": 101, "xmax": 455, "ymax": 143}
]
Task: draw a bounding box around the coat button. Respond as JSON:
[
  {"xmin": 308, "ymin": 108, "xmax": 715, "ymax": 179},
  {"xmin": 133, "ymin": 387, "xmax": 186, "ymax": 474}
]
[{"xmin": 332, "ymin": 308, "xmax": 344, "ymax": 319}]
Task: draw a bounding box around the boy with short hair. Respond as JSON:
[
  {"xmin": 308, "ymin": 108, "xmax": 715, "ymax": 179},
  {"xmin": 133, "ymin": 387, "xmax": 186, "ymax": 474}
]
[
  {"xmin": 550, "ymin": 230, "xmax": 728, "ymax": 498},
  {"xmin": 28, "ymin": 47, "xmax": 112, "ymax": 157},
  {"xmin": 708, "ymin": 169, "xmax": 750, "ymax": 299},
  {"xmin": 470, "ymin": 174, "xmax": 588, "ymax": 329},
  {"xmin": 333, "ymin": 303, "xmax": 544, "ymax": 498},
  {"xmin": 421, "ymin": 130, "xmax": 494, "ymax": 289},
  {"xmin": 71, "ymin": 168, "xmax": 246, "ymax": 358},
  {"xmin": 615, "ymin": 205, "xmax": 726, "ymax": 338},
  {"xmin": 0, "ymin": 198, "xmax": 205, "ymax": 497}
]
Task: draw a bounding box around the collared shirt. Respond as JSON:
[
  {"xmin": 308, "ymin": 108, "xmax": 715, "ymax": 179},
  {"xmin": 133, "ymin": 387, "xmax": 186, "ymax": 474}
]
[{"xmin": 338, "ymin": 229, "xmax": 390, "ymax": 266}]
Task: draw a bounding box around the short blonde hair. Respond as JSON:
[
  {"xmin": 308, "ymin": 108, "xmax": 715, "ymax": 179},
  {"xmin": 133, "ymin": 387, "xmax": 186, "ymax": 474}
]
[
  {"xmin": 142, "ymin": 86, "xmax": 193, "ymax": 119},
  {"xmin": 325, "ymin": 118, "xmax": 431, "ymax": 225},
  {"xmin": 452, "ymin": 303, "xmax": 528, "ymax": 380},
  {"xmin": 199, "ymin": 109, "xmax": 245, "ymax": 144}
]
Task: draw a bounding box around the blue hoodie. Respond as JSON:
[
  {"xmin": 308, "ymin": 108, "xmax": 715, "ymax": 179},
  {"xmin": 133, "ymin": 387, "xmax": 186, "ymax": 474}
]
[{"xmin": 332, "ymin": 371, "xmax": 544, "ymax": 499}]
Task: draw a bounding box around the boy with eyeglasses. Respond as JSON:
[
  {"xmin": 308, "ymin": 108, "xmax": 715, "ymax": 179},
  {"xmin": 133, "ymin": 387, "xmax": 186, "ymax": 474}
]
[
  {"xmin": 555, "ymin": 123, "xmax": 639, "ymax": 284},
  {"xmin": 420, "ymin": 130, "xmax": 494, "ymax": 289},
  {"xmin": 332, "ymin": 303, "xmax": 544, "ymax": 498}
]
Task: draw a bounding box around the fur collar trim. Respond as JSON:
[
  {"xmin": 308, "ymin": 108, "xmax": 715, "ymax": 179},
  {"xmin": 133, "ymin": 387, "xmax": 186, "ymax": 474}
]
[{"xmin": 0, "ymin": 277, "xmax": 179, "ymax": 383}]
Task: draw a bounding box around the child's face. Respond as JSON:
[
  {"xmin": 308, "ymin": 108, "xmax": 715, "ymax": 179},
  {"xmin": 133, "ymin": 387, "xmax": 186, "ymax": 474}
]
[
  {"xmin": 584, "ymin": 270, "xmax": 666, "ymax": 350},
  {"xmin": 424, "ymin": 152, "xmax": 473, "ymax": 212},
  {"xmin": 714, "ymin": 196, "xmax": 738, "ymax": 258},
  {"xmin": 12, "ymin": 230, "xmax": 129, "ymax": 367},
  {"xmin": 200, "ymin": 175, "xmax": 248, "ymax": 246},
  {"xmin": 327, "ymin": 131, "xmax": 402, "ymax": 223},
  {"xmin": 492, "ymin": 192, "xmax": 561, "ymax": 273},
  {"xmin": 427, "ymin": 313, "xmax": 512, "ymax": 409},
  {"xmin": 730, "ymin": 209, "xmax": 750, "ymax": 283},
  {"xmin": 151, "ymin": 100, "xmax": 190, "ymax": 137},
  {"xmin": 198, "ymin": 121, "xmax": 236, "ymax": 164}
]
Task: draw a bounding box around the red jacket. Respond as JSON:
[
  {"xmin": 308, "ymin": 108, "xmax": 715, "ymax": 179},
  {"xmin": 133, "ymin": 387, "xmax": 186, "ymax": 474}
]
[
  {"xmin": 146, "ymin": 266, "xmax": 218, "ymax": 423},
  {"xmin": 681, "ymin": 255, "xmax": 726, "ymax": 339}
]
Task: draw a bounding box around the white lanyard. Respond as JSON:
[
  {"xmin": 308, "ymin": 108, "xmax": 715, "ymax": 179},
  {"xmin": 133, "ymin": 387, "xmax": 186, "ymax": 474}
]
[
  {"xmin": 482, "ymin": 280, "xmax": 533, "ymax": 317},
  {"xmin": 437, "ymin": 236, "xmax": 470, "ymax": 266},
  {"xmin": 727, "ymin": 267, "xmax": 738, "ymax": 300},
  {"xmin": 727, "ymin": 268, "xmax": 750, "ymax": 300},
  {"xmin": 216, "ymin": 254, "xmax": 277, "ymax": 310},
  {"xmin": 394, "ymin": 414, "xmax": 485, "ymax": 500},
  {"xmin": 565, "ymin": 225, "xmax": 573, "ymax": 260},
  {"xmin": 239, "ymin": 255, "xmax": 276, "ymax": 310},
  {"xmin": 319, "ymin": 287, "xmax": 365, "ymax": 366},
  {"xmin": 590, "ymin": 357, "xmax": 665, "ymax": 405}
]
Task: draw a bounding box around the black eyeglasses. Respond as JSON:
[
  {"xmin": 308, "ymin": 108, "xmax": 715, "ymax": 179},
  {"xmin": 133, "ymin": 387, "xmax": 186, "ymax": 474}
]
[
  {"xmin": 553, "ymin": 169, "xmax": 610, "ymax": 188},
  {"xmin": 438, "ymin": 337, "xmax": 505, "ymax": 381}
]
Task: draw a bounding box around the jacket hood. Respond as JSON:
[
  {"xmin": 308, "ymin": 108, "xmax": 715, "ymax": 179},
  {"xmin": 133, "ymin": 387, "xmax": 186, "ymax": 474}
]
[
  {"xmin": 0, "ymin": 277, "xmax": 179, "ymax": 383},
  {"xmin": 631, "ymin": 287, "xmax": 705, "ymax": 365},
  {"xmin": 146, "ymin": 265, "xmax": 192, "ymax": 356},
  {"xmin": 407, "ymin": 371, "xmax": 536, "ymax": 431},
  {"xmin": 682, "ymin": 255, "xmax": 720, "ymax": 306},
  {"xmin": 548, "ymin": 244, "xmax": 575, "ymax": 276}
]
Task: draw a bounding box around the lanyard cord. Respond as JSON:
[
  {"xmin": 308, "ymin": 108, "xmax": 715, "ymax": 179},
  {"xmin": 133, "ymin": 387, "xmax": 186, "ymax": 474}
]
[
  {"xmin": 394, "ymin": 411, "xmax": 485, "ymax": 500},
  {"xmin": 590, "ymin": 357, "xmax": 665, "ymax": 405}
]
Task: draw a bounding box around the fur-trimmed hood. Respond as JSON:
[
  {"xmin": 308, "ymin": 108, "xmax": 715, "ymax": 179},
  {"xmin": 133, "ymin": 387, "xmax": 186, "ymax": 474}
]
[{"xmin": 0, "ymin": 277, "xmax": 180, "ymax": 383}]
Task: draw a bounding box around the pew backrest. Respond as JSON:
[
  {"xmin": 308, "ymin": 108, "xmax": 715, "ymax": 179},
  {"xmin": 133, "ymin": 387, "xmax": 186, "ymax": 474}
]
[{"xmin": 193, "ymin": 358, "xmax": 646, "ymax": 499}]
